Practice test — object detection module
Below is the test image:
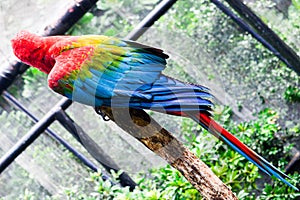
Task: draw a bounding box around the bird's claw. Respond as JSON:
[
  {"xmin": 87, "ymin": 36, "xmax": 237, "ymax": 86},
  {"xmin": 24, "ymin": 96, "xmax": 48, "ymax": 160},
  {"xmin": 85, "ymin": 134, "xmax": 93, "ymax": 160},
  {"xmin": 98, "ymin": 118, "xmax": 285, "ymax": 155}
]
[{"xmin": 95, "ymin": 107, "xmax": 110, "ymax": 121}]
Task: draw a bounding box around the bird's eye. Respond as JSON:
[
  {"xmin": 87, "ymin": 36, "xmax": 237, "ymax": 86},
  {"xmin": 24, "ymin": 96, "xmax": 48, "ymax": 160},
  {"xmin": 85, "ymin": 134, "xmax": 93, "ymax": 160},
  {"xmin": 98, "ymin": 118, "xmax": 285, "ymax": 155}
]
[{"xmin": 31, "ymin": 47, "xmax": 40, "ymax": 54}]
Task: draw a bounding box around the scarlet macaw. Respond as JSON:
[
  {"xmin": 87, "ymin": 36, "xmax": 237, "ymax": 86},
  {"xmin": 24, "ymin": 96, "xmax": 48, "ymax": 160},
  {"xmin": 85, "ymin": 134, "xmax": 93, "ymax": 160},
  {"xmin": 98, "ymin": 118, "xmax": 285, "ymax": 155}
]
[{"xmin": 11, "ymin": 30, "xmax": 298, "ymax": 190}]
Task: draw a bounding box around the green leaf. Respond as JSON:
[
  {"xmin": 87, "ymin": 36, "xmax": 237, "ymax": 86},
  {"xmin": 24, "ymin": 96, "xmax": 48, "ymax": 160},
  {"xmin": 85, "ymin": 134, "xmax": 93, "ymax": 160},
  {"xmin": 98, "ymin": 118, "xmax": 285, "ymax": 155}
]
[{"xmin": 292, "ymin": 0, "xmax": 300, "ymax": 10}]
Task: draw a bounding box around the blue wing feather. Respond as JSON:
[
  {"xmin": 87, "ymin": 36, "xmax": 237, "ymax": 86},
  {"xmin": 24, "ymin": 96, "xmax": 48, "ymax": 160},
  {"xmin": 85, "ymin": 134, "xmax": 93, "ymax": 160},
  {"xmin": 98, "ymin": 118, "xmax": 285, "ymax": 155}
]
[{"xmin": 51, "ymin": 36, "xmax": 213, "ymax": 114}]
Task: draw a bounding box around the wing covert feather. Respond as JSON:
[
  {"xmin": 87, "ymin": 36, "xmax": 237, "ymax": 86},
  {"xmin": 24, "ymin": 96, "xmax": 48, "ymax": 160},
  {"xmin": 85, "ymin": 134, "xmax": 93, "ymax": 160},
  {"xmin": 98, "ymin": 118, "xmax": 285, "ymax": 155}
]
[{"xmin": 48, "ymin": 36, "xmax": 169, "ymax": 106}]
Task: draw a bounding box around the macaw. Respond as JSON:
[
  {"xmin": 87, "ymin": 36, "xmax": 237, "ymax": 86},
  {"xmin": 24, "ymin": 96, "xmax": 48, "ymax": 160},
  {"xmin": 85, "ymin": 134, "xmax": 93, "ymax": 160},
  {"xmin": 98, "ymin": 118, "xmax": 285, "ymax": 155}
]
[{"xmin": 11, "ymin": 30, "xmax": 297, "ymax": 190}]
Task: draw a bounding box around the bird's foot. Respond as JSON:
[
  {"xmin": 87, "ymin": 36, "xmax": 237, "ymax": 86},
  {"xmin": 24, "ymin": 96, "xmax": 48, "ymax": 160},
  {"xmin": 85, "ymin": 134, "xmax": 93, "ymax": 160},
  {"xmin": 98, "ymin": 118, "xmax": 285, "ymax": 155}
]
[{"xmin": 95, "ymin": 107, "xmax": 110, "ymax": 121}]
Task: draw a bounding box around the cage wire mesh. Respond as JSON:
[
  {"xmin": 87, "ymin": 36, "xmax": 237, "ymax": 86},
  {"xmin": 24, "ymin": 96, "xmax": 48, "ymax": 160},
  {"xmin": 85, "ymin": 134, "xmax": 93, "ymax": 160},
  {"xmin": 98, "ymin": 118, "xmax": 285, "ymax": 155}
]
[{"xmin": 0, "ymin": 0, "xmax": 300, "ymax": 198}]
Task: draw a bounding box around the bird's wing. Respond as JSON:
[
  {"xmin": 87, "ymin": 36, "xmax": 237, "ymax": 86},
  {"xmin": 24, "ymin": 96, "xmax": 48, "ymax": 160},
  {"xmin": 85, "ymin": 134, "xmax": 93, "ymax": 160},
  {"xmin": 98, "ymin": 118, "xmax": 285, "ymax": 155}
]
[{"xmin": 48, "ymin": 35, "xmax": 169, "ymax": 107}]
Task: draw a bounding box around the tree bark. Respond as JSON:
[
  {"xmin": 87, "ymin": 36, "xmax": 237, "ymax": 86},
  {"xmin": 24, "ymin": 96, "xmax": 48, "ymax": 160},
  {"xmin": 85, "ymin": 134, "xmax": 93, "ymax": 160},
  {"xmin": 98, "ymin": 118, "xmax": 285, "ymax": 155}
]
[{"xmin": 97, "ymin": 106, "xmax": 238, "ymax": 200}]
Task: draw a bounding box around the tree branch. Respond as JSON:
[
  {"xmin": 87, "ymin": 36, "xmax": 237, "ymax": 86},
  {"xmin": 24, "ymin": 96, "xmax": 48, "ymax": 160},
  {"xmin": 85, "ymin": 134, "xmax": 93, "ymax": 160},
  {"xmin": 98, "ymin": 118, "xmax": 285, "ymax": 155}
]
[{"xmin": 97, "ymin": 106, "xmax": 237, "ymax": 200}]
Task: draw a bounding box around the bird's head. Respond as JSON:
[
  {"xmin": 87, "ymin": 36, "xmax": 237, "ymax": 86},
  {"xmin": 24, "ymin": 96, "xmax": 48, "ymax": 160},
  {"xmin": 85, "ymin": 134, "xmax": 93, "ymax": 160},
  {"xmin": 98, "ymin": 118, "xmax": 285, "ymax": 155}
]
[{"xmin": 11, "ymin": 30, "xmax": 54, "ymax": 74}]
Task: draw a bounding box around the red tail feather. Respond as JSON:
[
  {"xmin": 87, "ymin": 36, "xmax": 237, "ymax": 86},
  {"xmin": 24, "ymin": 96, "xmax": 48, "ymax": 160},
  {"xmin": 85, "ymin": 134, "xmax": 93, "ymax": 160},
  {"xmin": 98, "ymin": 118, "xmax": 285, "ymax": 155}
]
[
  {"xmin": 186, "ymin": 112, "xmax": 297, "ymax": 190},
  {"xmin": 197, "ymin": 113, "xmax": 260, "ymax": 164}
]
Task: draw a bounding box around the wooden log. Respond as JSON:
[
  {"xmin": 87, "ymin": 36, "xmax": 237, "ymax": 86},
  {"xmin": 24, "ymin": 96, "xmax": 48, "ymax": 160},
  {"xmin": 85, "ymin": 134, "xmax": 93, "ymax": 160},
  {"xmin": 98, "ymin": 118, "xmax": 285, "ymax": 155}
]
[{"xmin": 97, "ymin": 106, "xmax": 238, "ymax": 200}]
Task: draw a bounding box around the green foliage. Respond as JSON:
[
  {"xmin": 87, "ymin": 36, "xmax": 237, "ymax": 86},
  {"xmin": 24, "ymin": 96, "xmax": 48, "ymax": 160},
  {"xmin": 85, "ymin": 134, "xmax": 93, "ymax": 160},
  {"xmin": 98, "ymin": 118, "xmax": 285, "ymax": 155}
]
[
  {"xmin": 63, "ymin": 167, "xmax": 202, "ymax": 200},
  {"xmin": 185, "ymin": 107, "xmax": 258, "ymax": 193},
  {"xmin": 284, "ymin": 86, "xmax": 300, "ymax": 103},
  {"xmin": 49, "ymin": 107, "xmax": 299, "ymax": 199},
  {"xmin": 21, "ymin": 67, "xmax": 47, "ymax": 98},
  {"xmin": 23, "ymin": 67, "xmax": 44, "ymax": 80},
  {"xmin": 252, "ymin": 173, "xmax": 300, "ymax": 200},
  {"xmin": 68, "ymin": 0, "xmax": 159, "ymax": 37},
  {"xmin": 292, "ymin": 0, "xmax": 300, "ymax": 10},
  {"xmin": 67, "ymin": 12, "xmax": 97, "ymax": 36},
  {"xmin": 233, "ymin": 109, "xmax": 292, "ymax": 167},
  {"xmin": 17, "ymin": 189, "xmax": 38, "ymax": 200}
]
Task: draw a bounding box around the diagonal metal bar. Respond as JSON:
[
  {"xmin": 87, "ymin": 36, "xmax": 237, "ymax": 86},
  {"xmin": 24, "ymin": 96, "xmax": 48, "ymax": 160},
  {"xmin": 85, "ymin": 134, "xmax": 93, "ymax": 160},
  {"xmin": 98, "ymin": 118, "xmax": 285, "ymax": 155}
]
[
  {"xmin": 125, "ymin": 0, "xmax": 177, "ymax": 40},
  {"xmin": 212, "ymin": 0, "xmax": 300, "ymax": 75},
  {"xmin": 43, "ymin": 0, "xmax": 98, "ymax": 36},
  {"xmin": 0, "ymin": 0, "xmax": 99, "ymax": 174},
  {"xmin": 55, "ymin": 110, "xmax": 137, "ymax": 191},
  {"xmin": 1, "ymin": 91, "xmax": 109, "ymax": 178},
  {"xmin": 0, "ymin": 98, "xmax": 71, "ymax": 173},
  {"xmin": 211, "ymin": 0, "xmax": 281, "ymax": 56},
  {"xmin": 55, "ymin": 110, "xmax": 120, "ymax": 172}
]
